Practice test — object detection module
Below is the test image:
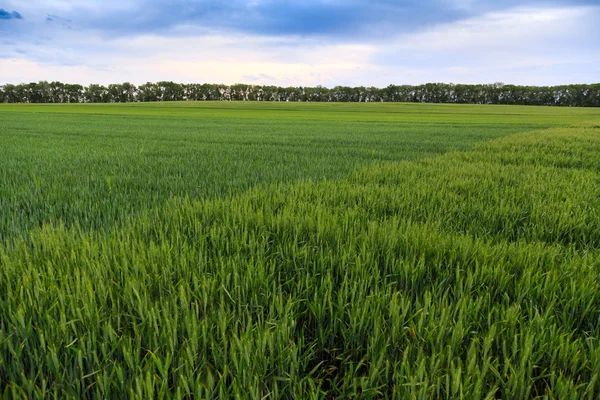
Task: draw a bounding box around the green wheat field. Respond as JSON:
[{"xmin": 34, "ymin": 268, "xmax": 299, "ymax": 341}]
[{"xmin": 1, "ymin": 102, "xmax": 600, "ymax": 398}]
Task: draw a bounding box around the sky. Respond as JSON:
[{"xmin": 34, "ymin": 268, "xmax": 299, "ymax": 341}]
[{"xmin": 0, "ymin": 0, "xmax": 599, "ymax": 87}]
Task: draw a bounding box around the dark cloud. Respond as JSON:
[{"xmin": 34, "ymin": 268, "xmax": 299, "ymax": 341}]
[
  {"xmin": 69, "ymin": 0, "xmax": 599, "ymax": 39},
  {"xmin": 0, "ymin": 8, "xmax": 22, "ymax": 20},
  {"xmin": 84, "ymin": 1, "xmax": 466, "ymax": 37},
  {"xmin": 4, "ymin": 0, "xmax": 599, "ymax": 39}
]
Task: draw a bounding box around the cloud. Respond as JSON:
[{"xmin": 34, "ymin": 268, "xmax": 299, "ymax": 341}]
[
  {"xmin": 0, "ymin": 31, "xmax": 378, "ymax": 86},
  {"xmin": 382, "ymin": 6, "xmax": 600, "ymax": 64},
  {"xmin": 0, "ymin": 0, "xmax": 505, "ymax": 38},
  {"xmin": 371, "ymin": 5, "xmax": 600, "ymax": 85},
  {"xmin": 243, "ymin": 73, "xmax": 277, "ymax": 83},
  {"xmin": 45, "ymin": 14, "xmax": 72, "ymax": 28},
  {"xmin": 0, "ymin": 8, "xmax": 22, "ymax": 20},
  {"xmin": 0, "ymin": 1, "xmax": 599, "ymax": 87},
  {"xmin": 2, "ymin": 0, "xmax": 598, "ymax": 39},
  {"xmin": 15, "ymin": 0, "xmax": 595, "ymax": 38}
]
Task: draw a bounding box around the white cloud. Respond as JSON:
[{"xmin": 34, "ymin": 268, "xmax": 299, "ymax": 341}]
[
  {"xmin": 1, "ymin": 4, "xmax": 598, "ymax": 86},
  {"xmin": 372, "ymin": 5, "xmax": 600, "ymax": 85},
  {"xmin": 0, "ymin": 31, "xmax": 378, "ymax": 86},
  {"xmin": 391, "ymin": 6, "xmax": 595, "ymax": 53}
]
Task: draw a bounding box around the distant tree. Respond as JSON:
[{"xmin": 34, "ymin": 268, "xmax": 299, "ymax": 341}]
[
  {"xmin": 84, "ymin": 84, "xmax": 109, "ymax": 103},
  {"xmin": 1, "ymin": 80, "xmax": 599, "ymax": 106},
  {"xmin": 137, "ymin": 82, "xmax": 159, "ymax": 102},
  {"xmin": 2, "ymin": 84, "xmax": 18, "ymax": 102},
  {"xmin": 184, "ymin": 84, "xmax": 202, "ymax": 101},
  {"xmin": 230, "ymin": 84, "xmax": 250, "ymax": 101},
  {"xmin": 27, "ymin": 81, "xmax": 52, "ymax": 103},
  {"xmin": 47, "ymin": 81, "xmax": 64, "ymax": 103},
  {"xmin": 14, "ymin": 84, "xmax": 28, "ymax": 103},
  {"xmin": 64, "ymin": 84, "xmax": 83, "ymax": 103},
  {"xmin": 107, "ymin": 84, "xmax": 123, "ymax": 102},
  {"xmin": 122, "ymin": 82, "xmax": 137, "ymax": 102},
  {"xmin": 247, "ymin": 85, "xmax": 261, "ymax": 101},
  {"xmin": 156, "ymin": 81, "xmax": 184, "ymax": 101}
]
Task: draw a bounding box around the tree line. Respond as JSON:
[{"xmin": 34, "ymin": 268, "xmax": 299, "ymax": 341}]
[{"xmin": 1, "ymin": 81, "xmax": 599, "ymax": 106}]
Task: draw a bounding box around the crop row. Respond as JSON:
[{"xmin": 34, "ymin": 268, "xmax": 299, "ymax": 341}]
[{"xmin": 1, "ymin": 122, "xmax": 599, "ymax": 397}]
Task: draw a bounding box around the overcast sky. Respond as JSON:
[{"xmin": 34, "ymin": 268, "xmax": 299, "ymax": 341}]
[{"xmin": 1, "ymin": 0, "xmax": 599, "ymax": 86}]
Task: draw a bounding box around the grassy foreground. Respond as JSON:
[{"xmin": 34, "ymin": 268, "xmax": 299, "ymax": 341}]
[
  {"xmin": 1, "ymin": 103, "xmax": 600, "ymax": 398},
  {"xmin": 0, "ymin": 102, "xmax": 557, "ymax": 240}
]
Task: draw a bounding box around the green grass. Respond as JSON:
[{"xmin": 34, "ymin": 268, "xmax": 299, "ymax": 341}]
[
  {"xmin": 1, "ymin": 102, "xmax": 600, "ymax": 398},
  {"xmin": 0, "ymin": 103, "xmax": 554, "ymax": 240},
  {"xmin": 2, "ymin": 101, "xmax": 599, "ymax": 123}
]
